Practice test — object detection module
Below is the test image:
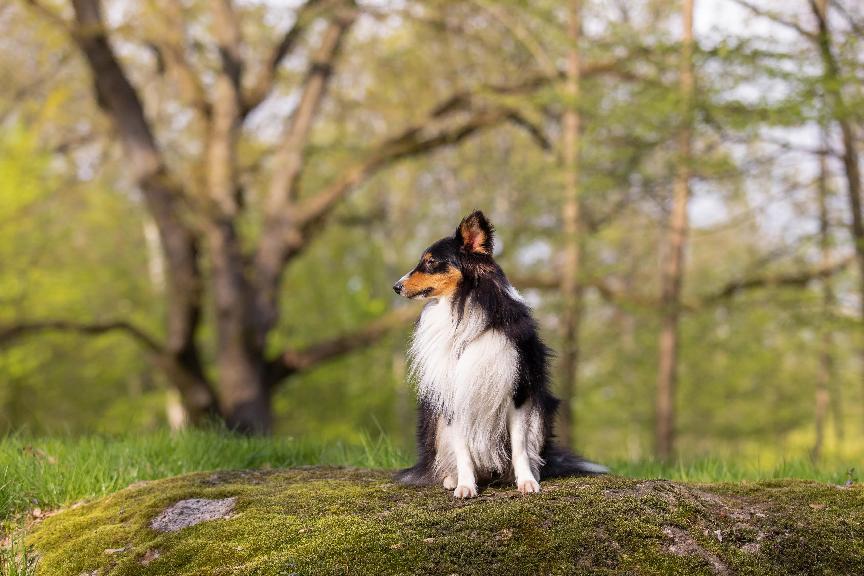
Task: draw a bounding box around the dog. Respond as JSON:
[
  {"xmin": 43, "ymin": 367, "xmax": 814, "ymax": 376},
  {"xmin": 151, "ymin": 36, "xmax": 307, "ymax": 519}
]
[{"xmin": 392, "ymin": 210, "xmax": 606, "ymax": 498}]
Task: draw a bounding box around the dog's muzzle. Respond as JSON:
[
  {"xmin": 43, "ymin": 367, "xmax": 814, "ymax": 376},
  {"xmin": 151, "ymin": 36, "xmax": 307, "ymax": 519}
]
[{"xmin": 393, "ymin": 272, "xmax": 411, "ymax": 296}]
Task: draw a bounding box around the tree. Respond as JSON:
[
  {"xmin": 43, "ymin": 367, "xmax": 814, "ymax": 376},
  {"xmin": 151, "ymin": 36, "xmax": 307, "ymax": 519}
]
[
  {"xmin": 809, "ymin": 0, "xmax": 864, "ymax": 431},
  {"xmin": 733, "ymin": 0, "xmax": 864, "ymax": 436},
  {"xmin": 558, "ymin": 0, "xmax": 584, "ymax": 449},
  {"xmin": 655, "ymin": 0, "xmax": 695, "ymax": 461},
  {"xmin": 812, "ymin": 127, "xmax": 836, "ymax": 461},
  {"xmin": 6, "ymin": 0, "xmax": 550, "ymax": 433}
]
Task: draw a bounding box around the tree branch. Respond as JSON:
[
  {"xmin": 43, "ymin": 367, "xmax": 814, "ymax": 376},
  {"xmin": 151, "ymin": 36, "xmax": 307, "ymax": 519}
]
[
  {"xmin": 206, "ymin": 0, "xmax": 247, "ymax": 217},
  {"xmin": 833, "ymin": 1, "xmax": 864, "ymax": 38},
  {"xmin": 510, "ymin": 273, "xmax": 560, "ymax": 290},
  {"xmin": 469, "ymin": 0, "xmax": 557, "ymax": 77},
  {"xmin": 251, "ymin": 51, "xmax": 641, "ymax": 339},
  {"xmin": 69, "ymin": 0, "xmax": 164, "ymax": 178},
  {"xmin": 212, "ymin": 0, "xmax": 245, "ymax": 95},
  {"xmin": 252, "ymin": 3, "xmax": 357, "ymax": 337},
  {"xmin": 730, "ymin": 0, "xmax": 817, "ymax": 40},
  {"xmin": 512, "ymin": 254, "xmax": 855, "ymax": 311},
  {"xmin": 809, "ymin": 0, "xmax": 864, "ymax": 328},
  {"xmin": 255, "ymin": 54, "xmax": 638, "ymax": 306},
  {"xmin": 506, "ymin": 110, "xmax": 553, "ymax": 150},
  {"xmin": 243, "ymin": 0, "xmax": 332, "ymax": 113},
  {"xmin": 0, "ymin": 319, "xmax": 164, "ymax": 354},
  {"xmin": 0, "ymin": 51, "xmax": 73, "ymax": 126},
  {"xmin": 286, "ymin": 57, "xmax": 638, "ymax": 260},
  {"xmin": 288, "ymin": 107, "xmax": 513, "ymax": 262},
  {"xmin": 263, "ymin": 4, "xmax": 356, "ymax": 217},
  {"xmin": 267, "ymin": 304, "xmax": 420, "ymax": 384},
  {"xmin": 148, "ymin": 0, "xmax": 210, "ymax": 116},
  {"xmin": 415, "ymin": 55, "xmax": 641, "ymax": 122},
  {"xmin": 511, "ymin": 274, "xmax": 662, "ymax": 309},
  {"xmin": 0, "ymin": 317, "xmax": 221, "ymax": 419},
  {"xmin": 23, "ymin": 0, "xmax": 72, "ymax": 33},
  {"xmin": 696, "ymin": 254, "xmax": 855, "ymax": 306}
]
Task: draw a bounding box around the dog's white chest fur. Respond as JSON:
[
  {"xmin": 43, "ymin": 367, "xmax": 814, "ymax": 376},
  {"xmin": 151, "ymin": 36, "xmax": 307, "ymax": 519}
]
[{"xmin": 409, "ymin": 297, "xmax": 518, "ymax": 473}]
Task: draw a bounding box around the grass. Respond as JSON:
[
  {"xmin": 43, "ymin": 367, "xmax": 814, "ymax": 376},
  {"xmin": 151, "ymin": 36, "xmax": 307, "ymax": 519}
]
[
  {"xmin": 0, "ymin": 429, "xmax": 406, "ymax": 523},
  {"xmin": 1, "ymin": 429, "xmax": 859, "ymax": 525},
  {"xmin": 613, "ymin": 456, "xmax": 858, "ymax": 485},
  {"xmin": 0, "ymin": 532, "xmax": 36, "ymax": 576}
]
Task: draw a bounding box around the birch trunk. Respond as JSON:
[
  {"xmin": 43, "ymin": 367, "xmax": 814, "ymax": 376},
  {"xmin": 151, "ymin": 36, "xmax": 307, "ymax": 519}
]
[
  {"xmin": 558, "ymin": 0, "xmax": 584, "ymax": 448},
  {"xmin": 655, "ymin": 0, "xmax": 694, "ymax": 462}
]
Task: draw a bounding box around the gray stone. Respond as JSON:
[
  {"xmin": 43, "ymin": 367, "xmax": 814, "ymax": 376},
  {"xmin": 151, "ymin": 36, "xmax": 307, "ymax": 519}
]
[{"xmin": 150, "ymin": 497, "xmax": 235, "ymax": 533}]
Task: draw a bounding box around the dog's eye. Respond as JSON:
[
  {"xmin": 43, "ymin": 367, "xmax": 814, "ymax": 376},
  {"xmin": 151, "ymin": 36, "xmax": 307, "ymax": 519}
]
[{"xmin": 429, "ymin": 259, "xmax": 447, "ymax": 271}]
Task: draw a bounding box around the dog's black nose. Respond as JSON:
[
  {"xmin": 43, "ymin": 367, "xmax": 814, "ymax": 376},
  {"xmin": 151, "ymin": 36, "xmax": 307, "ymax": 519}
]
[{"xmin": 393, "ymin": 282, "xmax": 403, "ymax": 295}]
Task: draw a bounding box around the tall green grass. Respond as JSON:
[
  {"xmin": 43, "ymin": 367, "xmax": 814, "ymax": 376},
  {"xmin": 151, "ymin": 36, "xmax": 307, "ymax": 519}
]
[
  {"xmin": 1, "ymin": 430, "xmax": 858, "ymax": 523},
  {"xmin": 0, "ymin": 532, "xmax": 35, "ymax": 576},
  {"xmin": 0, "ymin": 429, "xmax": 407, "ymax": 521},
  {"xmin": 610, "ymin": 457, "xmax": 857, "ymax": 485}
]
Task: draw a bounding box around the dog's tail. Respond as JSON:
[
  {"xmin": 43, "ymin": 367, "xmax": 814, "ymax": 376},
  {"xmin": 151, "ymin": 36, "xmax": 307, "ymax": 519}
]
[
  {"xmin": 393, "ymin": 463, "xmax": 435, "ymax": 486},
  {"xmin": 539, "ymin": 444, "xmax": 608, "ymax": 479}
]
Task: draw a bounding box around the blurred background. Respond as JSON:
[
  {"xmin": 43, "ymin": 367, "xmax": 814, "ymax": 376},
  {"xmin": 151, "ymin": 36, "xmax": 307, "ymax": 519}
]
[{"xmin": 1, "ymin": 0, "xmax": 862, "ymax": 466}]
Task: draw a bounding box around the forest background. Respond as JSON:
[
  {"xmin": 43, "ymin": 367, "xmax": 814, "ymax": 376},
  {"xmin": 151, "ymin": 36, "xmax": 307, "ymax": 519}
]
[{"xmin": 1, "ymin": 0, "xmax": 863, "ymax": 468}]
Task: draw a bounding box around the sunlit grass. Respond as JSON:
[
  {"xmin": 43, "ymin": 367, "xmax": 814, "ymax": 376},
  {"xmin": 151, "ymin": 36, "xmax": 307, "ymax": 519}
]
[
  {"xmin": 0, "ymin": 530, "xmax": 35, "ymax": 576},
  {"xmin": 0, "ymin": 429, "xmax": 858, "ymax": 523},
  {"xmin": 0, "ymin": 429, "xmax": 406, "ymax": 521},
  {"xmin": 609, "ymin": 457, "xmax": 858, "ymax": 485}
]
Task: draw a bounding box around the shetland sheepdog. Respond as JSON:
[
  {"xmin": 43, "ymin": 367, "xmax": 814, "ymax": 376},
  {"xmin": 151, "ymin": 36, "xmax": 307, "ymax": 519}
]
[{"xmin": 392, "ymin": 210, "xmax": 606, "ymax": 498}]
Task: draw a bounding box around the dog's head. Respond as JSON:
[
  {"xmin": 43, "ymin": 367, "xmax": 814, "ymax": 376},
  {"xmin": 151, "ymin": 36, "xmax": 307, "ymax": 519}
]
[{"xmin": 393, "ymin": 210, "xmax": 496, "ymax": 300}]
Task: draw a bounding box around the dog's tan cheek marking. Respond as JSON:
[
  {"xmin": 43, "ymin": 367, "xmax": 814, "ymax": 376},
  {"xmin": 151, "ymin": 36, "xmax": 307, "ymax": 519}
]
[
  {"xmin": 429, "ymin": 266, "xmax": 462, "ymax": 297},
  {"xmin": 402, "ymin": 271, "xmax": 434, "ymax": 295},
  {"xmin": 402, "ymin": 266, "xmax": 462, "ymax": 297}
]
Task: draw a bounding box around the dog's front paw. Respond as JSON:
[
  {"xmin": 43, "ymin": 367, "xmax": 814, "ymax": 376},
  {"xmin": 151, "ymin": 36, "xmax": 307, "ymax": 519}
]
[
  {"xmin": 442, "ymin": 475, "xmax": 457, "ymax": 490},
  {"xmin": 453, "ymin": 484, "xmax": 477, "ymax": 499},
  {"xmin": 517, "ymin": 478, "xmax": 541, "ymax": 494}
]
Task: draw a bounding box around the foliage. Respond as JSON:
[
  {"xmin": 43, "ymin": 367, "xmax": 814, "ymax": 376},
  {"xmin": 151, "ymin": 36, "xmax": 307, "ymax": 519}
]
[
  {"xmin": 0, "ymin": 128, "xmax": 158, "ymax": 434},
  {"xmin": 0, "ymin": 1, "xmax": 863, "ymax": 459}
]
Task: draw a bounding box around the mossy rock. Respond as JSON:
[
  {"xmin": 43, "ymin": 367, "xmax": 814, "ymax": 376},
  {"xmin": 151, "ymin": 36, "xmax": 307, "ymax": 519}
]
[{"xmin": 27, "ymin": 468, "xmax": 864, "ymax": 575}]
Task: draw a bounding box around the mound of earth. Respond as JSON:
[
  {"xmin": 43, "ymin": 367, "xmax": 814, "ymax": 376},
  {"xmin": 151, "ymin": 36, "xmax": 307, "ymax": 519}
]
[{"xmin": 27, "ymin": 467, "xmax": 864, "ymax": 575}]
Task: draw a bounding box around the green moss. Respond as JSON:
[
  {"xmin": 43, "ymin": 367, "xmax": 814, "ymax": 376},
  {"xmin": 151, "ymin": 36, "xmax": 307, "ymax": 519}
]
[{"xmin": 26, "ymin": 469, "xmax": 864, "ymax": 576}]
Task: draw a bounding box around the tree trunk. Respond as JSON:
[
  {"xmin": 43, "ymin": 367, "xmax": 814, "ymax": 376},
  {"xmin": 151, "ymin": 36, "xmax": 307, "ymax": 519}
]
[
  {"xmin": 69, "ymin": 0, "xmax": 220, "ymax": 424},
  {"xmin": 558, "ymin": 0, "xmax": 584, "ymax": 449},
  {"xmin": 205, "ymin": 62, "xmax": 272, "ymax": 433},
  {"xmin": 810, "ymin": 0, "xmax": 864, "ymax": 434},
  {"xmin": 655, "ymin": 0, "xmax": 694, "ymax": 462},
  {"xmin": 834, "ymin": 83, "xmax": 864, "ymax": 441},
  {"xmin": 221, "ymin": 364, "xmax": 272, "ymax": 435},
  {"xmin": 208, "ymin": 221, "xmax": 271, "ymax": 434},
  {"xmin": 812, "ymin": 134, "xmax": 835, "ymax": 462}
]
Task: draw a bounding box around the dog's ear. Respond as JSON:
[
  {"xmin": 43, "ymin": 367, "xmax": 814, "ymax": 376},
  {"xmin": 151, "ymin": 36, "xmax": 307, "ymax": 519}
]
[{"xmin": 456, "ymin": 210, "xmax": 494, "ymax": 255}]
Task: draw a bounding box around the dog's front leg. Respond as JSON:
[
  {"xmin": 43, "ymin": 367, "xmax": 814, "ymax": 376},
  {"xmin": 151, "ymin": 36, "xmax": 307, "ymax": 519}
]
[
  {"xmin": 509, "ymin": 404, "xmax": 540, "ymax": 494},
  {"xmin": 446, "ymin": 423, "xmax": 477, "ymax": 498}
]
